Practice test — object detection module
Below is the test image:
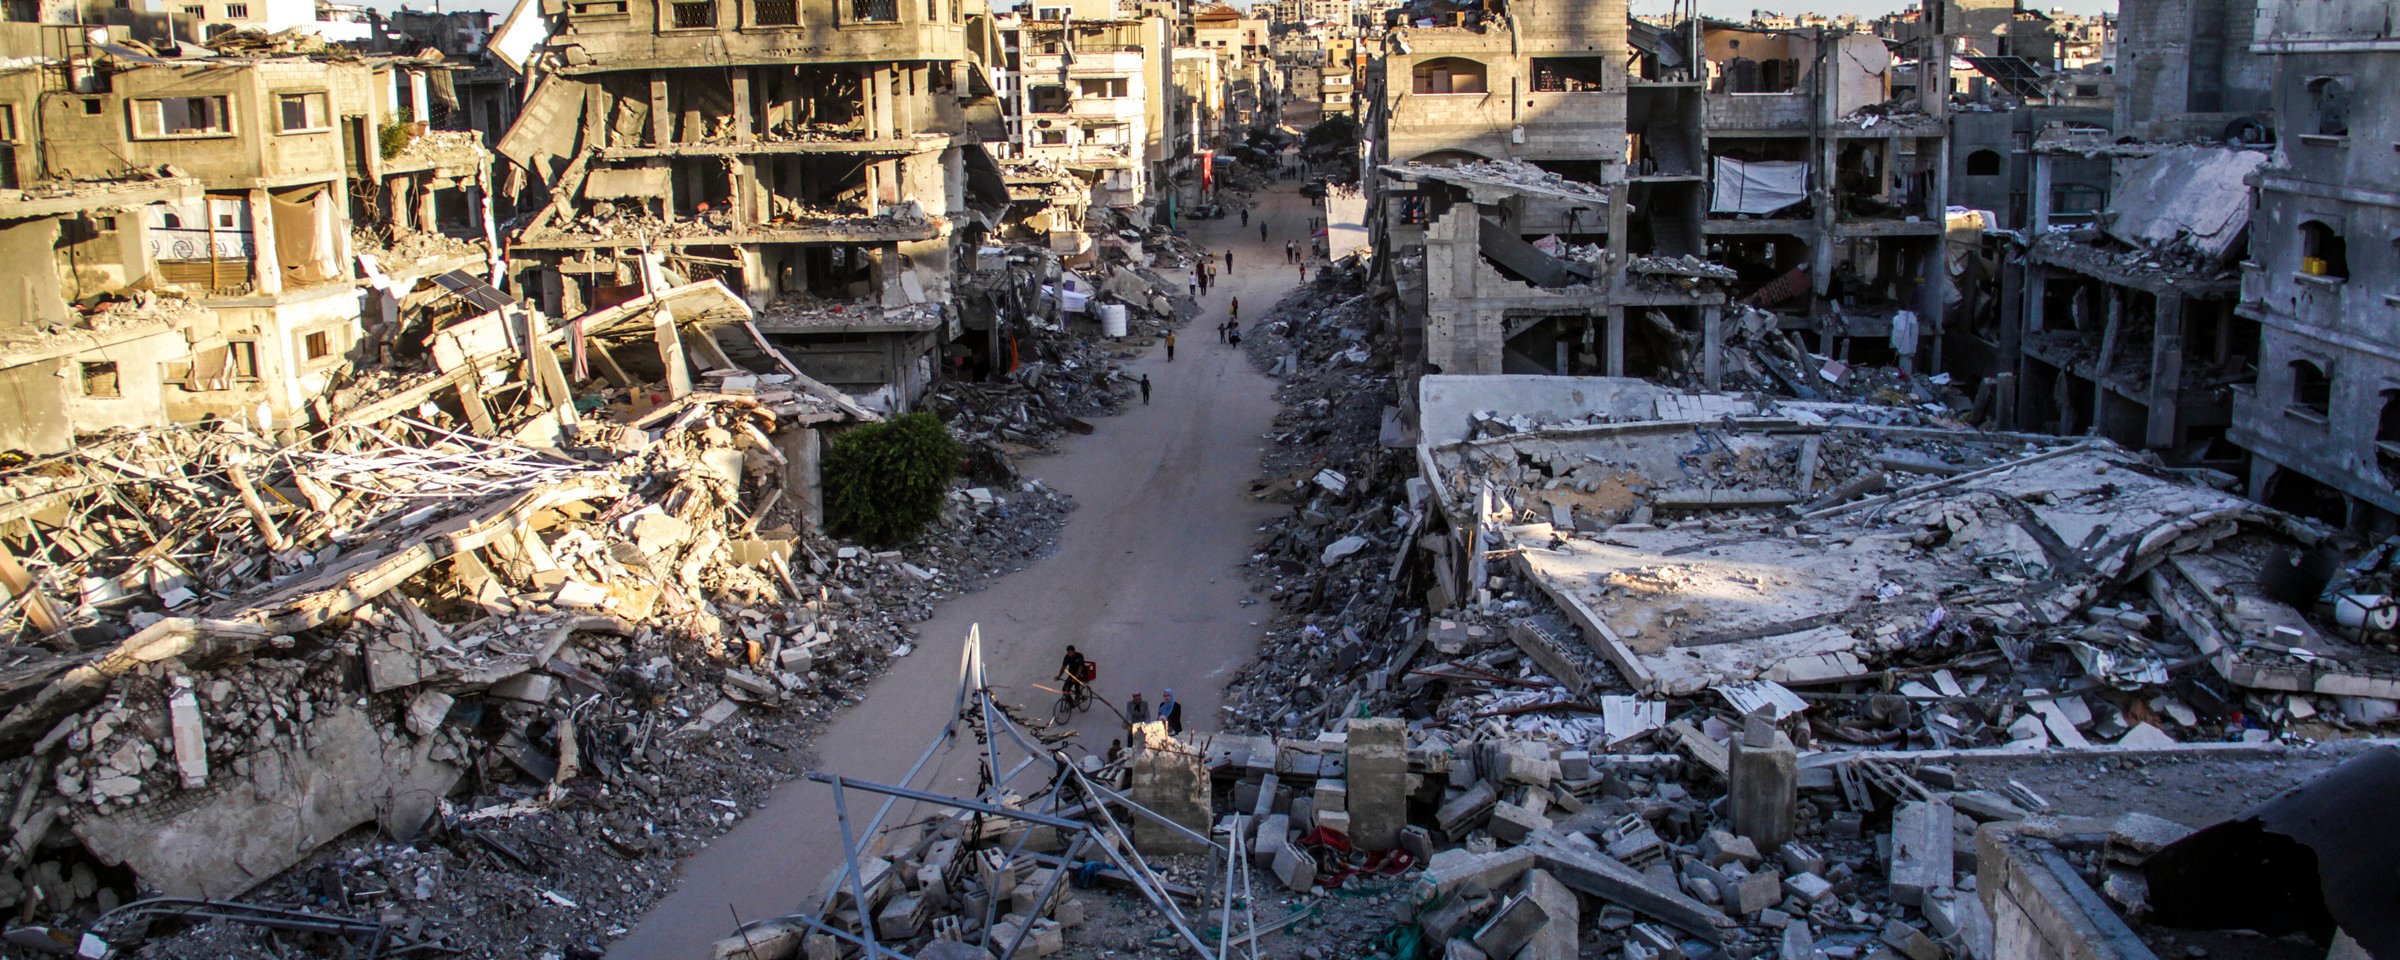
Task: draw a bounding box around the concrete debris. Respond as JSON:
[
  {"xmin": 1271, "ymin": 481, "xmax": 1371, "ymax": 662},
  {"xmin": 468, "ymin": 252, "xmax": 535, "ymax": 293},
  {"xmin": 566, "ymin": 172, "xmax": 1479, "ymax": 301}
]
[{"xmin": 0, "ymin": 269, "xmax": 1083, "ymax": 951}]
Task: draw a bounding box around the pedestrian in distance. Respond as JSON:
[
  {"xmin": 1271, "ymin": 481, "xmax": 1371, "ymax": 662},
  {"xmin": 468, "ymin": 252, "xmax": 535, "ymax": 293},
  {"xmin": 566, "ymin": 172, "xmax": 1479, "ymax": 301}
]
[
  {"xmin": 1159, "ymin": 689, "xmax": 1184, "ymax": 735},
  {"xmin": 1240, "ymin": 208, "xmax": 1249, "ymax": 227},
  {"xmin": 1285, "ymin": 240, "xmax": 1296, "ymax": 263},
  {"xmin": 1139, "ymin": 374, "xmax": 1151, "ymax": 404},
  {"xmin": 1216, "ymin": 319, "xmax": 1228, "ymax": 342},
  {"xmin": 1260, "ymin": 222, "xmax": 1269, "ymax": 242},
  {"xmin": 1229, "ymin": 326, "xmax": 1242, "ymax": 347},
  {"xmin": 1188, "ymin": 273, "xmax": 1198, "ymax": 298},
  {"xmin": 1230, "ymin": 296, "xmax": 1240, "ymax": 321},
  {"xmin": 1224, "ymin": 250, "xmax": 1233, "ymax": 273},
  {"xmin": 1297, "ymin": 261, "xmax": 1306, "ymax": 282},
  {"xmin": 1165, "ymin": 331, "xmax": 1176, "ymax": 361}
]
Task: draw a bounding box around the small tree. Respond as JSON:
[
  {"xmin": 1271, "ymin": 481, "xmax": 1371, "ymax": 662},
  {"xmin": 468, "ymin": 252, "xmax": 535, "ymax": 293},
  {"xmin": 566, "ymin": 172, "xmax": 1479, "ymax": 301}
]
[
  {"xmin": 1304, "ymin": 113, "xmax": 1360, "ymax": 152},
  {"xmin": 822, "ymin": 412, "xmax": 963, "ymax": 548}
]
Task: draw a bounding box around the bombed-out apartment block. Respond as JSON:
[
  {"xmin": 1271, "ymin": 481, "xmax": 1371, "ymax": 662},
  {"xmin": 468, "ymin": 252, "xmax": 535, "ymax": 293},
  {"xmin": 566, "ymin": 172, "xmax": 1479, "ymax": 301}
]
[
  {"xmin": 496, "ymin": 0, "xmax": 1009, "ymax": 410},
  {"xmin": 2002, "ymin": 136, "xmax": 2260, "ymax": 473},
  {"xmin": 2225, "ymin": 0, "xmax": 2400, "ymax": 528},
  {"xmin": 999, "ymin": 1, "xmax": 1170, "ymax": 214},
  {"xmin": 0, "ymin": 26, "xmax": 493, "ymax": 454},
  {"xmin": 1368, "ymin": 0, "xmax": 1949, "ymax": 386}
]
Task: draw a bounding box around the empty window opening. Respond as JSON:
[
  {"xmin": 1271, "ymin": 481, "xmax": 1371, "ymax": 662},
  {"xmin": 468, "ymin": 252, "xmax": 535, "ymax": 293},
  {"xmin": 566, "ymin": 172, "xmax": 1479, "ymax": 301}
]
[
  {"xmin": 2300, "ymin": 220, "xmax": 2348, "ymax": 279},
  {"xmin": 277, "ymin": 92, "xmax": 328, "ymax": 132},
  {"xmin": 1411, "ymin": 57, "xmax": 1487, "ymax": 95},
  {"xmin": 2289, "ymin": 359, "xmax": 2331, "ymax": 419},
  {"xmin": 132, "ymin": 96, "xmax": 229, "ymax": 138},
  {"xmin": 2052, "ymin": 183, "xmax": 2104, "ymax": 216},
  {"xmin": 1966, "ymin": 149, "xmax": 2002, "ymax": 176},
  {"xmin": 2307, "ymin": 77, "xmax": 2350, "ymax": 137},
  {"xmin": 80, "ymin": 361, "xmax": 120, "ymax": 397},
  {"xmin": 305, "ymin": 330, "xmax": 334, "ymax": 361},
  {"xmin": 1530, "ymin": 57, "xmax": 1609, "ymax": 93}
]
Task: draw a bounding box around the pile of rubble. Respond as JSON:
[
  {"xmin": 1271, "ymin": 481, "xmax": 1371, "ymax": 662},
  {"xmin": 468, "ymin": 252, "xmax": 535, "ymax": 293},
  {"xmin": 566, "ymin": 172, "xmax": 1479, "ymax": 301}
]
[
  {"xmin": 707, "ymin": 689, "xmax": 2391, "ymax": 960},
  {"xmin": 1224, "ymin": 259, "xmax": 1425, "ymax": 735},
  {"xmin": 0, "ymin": 274, "xmax": 1085, "ymax": 955}
]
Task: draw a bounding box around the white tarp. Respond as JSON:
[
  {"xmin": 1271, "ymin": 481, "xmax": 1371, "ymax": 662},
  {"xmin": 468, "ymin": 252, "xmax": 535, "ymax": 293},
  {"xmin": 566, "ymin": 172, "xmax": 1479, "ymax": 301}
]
[{"xmin": 1710, "ymin": 157, "xmax": 1808, "ymax": 216}]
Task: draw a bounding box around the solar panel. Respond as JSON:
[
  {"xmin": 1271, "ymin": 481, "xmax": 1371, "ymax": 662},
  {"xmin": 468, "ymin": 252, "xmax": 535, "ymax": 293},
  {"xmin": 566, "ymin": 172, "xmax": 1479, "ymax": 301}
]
[
  {"xmin": 431, "ymin": 270, "xmax": 514, "ymax": 312},
  {"xmin": 1962, "ymin": 56, "xmax": 2047, "ymax": 98}
]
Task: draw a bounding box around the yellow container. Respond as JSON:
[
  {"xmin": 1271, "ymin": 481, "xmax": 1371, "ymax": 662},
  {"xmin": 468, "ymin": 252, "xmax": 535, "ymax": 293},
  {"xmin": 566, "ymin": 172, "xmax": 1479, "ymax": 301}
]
[{"xmin": 2303, "ymin": 256, "xmax": 2329, "ymax": 276}]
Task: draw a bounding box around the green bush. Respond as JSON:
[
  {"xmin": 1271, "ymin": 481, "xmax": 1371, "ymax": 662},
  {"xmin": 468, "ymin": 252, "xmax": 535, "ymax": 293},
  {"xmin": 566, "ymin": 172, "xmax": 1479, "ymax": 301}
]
[
  {"xmin": 379, "ymin": 120, "xmax": 414, "ymax": 160},
  {"xmin": 822, "ymin": 412, "xmax": 963, "ymax": 547}
]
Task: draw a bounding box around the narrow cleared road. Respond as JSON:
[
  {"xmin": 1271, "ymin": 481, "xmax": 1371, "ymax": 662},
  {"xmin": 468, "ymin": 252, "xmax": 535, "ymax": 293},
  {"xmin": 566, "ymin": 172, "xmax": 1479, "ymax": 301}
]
[{"xmin": 604, "ymin": 181, "xmax": 1317, "ymax": 958}]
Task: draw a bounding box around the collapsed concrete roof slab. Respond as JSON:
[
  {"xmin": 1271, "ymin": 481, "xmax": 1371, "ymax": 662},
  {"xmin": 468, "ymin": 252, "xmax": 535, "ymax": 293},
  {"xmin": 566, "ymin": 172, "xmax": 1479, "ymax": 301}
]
[
  {"xmin": 2102, "ymin": 147, "xmax": 2266, "ymax": 264},
  {"xmin": 1380, "ymin": 160, "xmax": 1615, "ymax": 207},
  {"xmin": 1415, "ymin": 377, "xmax": 2378, "ymax": 700}
]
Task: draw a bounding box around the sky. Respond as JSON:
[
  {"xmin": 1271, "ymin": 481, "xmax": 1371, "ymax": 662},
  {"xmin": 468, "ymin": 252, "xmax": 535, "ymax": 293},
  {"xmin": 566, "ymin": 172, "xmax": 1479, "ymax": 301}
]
[{"xmin": 1628, "ymin": 0, "xmax": 2117, "ymax": 18}]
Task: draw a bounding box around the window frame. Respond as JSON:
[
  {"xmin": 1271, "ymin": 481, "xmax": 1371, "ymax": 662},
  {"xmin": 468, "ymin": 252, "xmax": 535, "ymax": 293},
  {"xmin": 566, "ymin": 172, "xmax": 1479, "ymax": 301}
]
[
  {"xmin": 274, "ymin": 90, "xmax": 329, "ymax": 134},
  {"xmin": 129, "ymin": 95, "xmax": 233, "ymax": 140},
  {"xmin": 747, "ymin": 0, "xmax": 798, "ymax": 26},
  {"xmin": 844, "ymin": 0, "xmax": 900, "ymax": 24},
  {"xmin": 80, "ymin": 361, "xmax": 122, "ymax": 398},
  {"xmin": 665, "ymin": 0, "xmax": 718, "ymax": 28}
]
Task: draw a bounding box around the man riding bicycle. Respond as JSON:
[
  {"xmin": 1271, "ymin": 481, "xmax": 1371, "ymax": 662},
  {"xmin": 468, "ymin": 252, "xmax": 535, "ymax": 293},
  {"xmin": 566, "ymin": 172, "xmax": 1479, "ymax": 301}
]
[
  {"xmin": 1053, "ymin": 645, "xmax": 1098, "ymax": 721},
  {"xmin": 1058, "ymin": 646, "xmax": 1096, "ymax": 694}
]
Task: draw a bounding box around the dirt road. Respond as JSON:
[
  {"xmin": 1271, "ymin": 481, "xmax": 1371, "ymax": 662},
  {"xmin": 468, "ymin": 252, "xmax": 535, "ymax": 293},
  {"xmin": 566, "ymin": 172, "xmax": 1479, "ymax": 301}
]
[{"xmin": 602, "ymin": 182, "xmax": 1317, "ymax": 958}]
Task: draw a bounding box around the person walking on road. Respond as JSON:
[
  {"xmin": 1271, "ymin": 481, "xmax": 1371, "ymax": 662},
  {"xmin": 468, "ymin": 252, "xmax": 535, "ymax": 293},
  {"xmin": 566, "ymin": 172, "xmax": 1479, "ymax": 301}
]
[
  {"xmin": 1285, "ymin": 240, "xmax": 1296, "ymax": 263},
  {"xmin": 1259, "ymin": 222, "xmax": 1269, "ymax": 242},
  {"xmin": 1126, "ymin": 693, "xmax": 1150, "ymax": 739},
  {"xmin": 1297, "ymin": 261, "xmax": 1307, "ymax": 282},
  {"xmin": 1240, "ymin": 208, "xmax": 1249, "ymax": 227},
  {"xmin": 1188, "ymin": 272, "xmax": 1198, "ymax": 298},
  {"xmin": 1165, "ymin": 331, "xmax": 1176, "ymax": 361},
  {"xmin": 1229, "ymin": 297, "xmax": 1239, "ymax": 322},
  {"xmin": 1216, "ymin": 318, "xmax": 1228, "ymax": 342},
  {"xmin": 1138, "ymin": 374, "xmax": 1151, "ymax": 404},
  {"xmin": 1223, "ymin": 250, "xmax": 1233, "ymax": 273},
  {"xmin": 1158, "ymin": 690, "xmax": 1184, "ymax": 735}
]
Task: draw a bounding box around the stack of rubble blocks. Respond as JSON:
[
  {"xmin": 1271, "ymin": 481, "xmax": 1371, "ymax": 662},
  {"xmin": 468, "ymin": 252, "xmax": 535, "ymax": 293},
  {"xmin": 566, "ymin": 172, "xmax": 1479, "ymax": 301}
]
[{"xmin": 1197, "ymin": 713, "xmax": 2028, "ymax": 960}]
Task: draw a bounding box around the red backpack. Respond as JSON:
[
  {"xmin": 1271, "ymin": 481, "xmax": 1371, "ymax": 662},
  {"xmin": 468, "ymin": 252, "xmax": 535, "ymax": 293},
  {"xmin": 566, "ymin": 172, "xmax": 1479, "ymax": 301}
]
[{"xmin": 1081, "ymin": 661, "xmax": 1098, "ymax": 682}]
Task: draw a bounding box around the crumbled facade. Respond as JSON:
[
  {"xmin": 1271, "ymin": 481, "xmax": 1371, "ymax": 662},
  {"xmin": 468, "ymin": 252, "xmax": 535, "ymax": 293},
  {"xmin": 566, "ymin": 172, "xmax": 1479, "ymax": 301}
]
[
  {"xmin": 494, "ymin": 0, "xmax": 1011, "ymax": 411},
  {"xmin": 2225, "ymin": 0, "xmax": 2400, "ymax": 527}
]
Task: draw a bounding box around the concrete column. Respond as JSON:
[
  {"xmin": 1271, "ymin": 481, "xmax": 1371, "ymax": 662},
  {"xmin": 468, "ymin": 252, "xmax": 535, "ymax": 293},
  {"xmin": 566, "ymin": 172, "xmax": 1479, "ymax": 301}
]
[
  {"xmin": 1702, "ymin": 304, "xmax": 1723, "ymax": 390},
  {"xmin": 730, "ymin": 68, "xmax": 754, "ymax": 142},
  {"xmin": 2092, "ymin": 285, "xmax": 2122, "ymax": 437},
  {"xmin": 246, "ymin": 189, "xmax": 283, "ymax": 295},
  {"xmin": 648, "ymin": 76, "xmax": 671, "ymax": 145},
  {"xmin": 1345, "ymin": 718, "xmax": 1406, "ymax": 851},
  {"xmin": 414, "ymin": 175, "xmax": 436, "ymax": 235},
  {"xmin": 738, "ymin": 245, "xmax": 773, "ymax": 306},
  {"xmin": 1727, "ymin": 715, "xmax": 1796, "ymax": 852},
  {"xmin": 868, "ymin": 66, "xmax": 893, "ymax": 139},
  {"xmin": 2145, "ymin": 296, "xmax": 2186, "ymax": 450},
  {"xmin": 2028, "ymin": 152, "xmax": 2053, "ymax": 236},
  {"xmin": 1605, "ymin": 306, "xmax": 1626, "ymax": 377}
]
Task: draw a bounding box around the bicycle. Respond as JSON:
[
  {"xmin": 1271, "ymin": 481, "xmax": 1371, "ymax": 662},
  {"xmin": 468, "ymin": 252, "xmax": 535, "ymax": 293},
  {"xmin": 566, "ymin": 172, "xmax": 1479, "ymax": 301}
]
[{"xmin": 1052, "ymin": 674, "xmax": 1095, "ymax": 725}]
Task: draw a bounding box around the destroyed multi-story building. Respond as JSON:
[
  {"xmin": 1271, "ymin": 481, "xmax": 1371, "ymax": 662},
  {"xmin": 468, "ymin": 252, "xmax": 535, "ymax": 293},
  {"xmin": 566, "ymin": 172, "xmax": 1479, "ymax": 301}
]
[
  {"xmin": 1366, "ymin": 1, "xmax": 1949, "ymax": 387},
  {"xmin": 2225, "ymin": 0, "xmax": 2400, "ymax": 526},
  {"xmin": 495, "ymin": 0, "xmax": 1008, "ymax": 410},
  {"xmin": 1000, "ymin": 1, "xmax": 1172, "ymax": 215},
  {"xmin": 0, "ymin": 28, "xmax": 491, "ymax": 454}
]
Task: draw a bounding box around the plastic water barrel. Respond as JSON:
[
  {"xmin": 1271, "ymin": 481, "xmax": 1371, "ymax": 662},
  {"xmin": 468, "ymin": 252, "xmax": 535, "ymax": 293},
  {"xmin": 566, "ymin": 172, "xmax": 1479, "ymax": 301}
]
[{"xmin": 1099, "ymin": 303, "xmax": 1129, "ymax": 338}]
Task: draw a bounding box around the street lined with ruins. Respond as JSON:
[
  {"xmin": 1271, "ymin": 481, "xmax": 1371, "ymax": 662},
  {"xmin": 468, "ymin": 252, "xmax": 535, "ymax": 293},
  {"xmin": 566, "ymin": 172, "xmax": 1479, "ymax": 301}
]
[{"xmin": 605, "ymin": 186, "xmax": 1312, "ymax": 959}]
